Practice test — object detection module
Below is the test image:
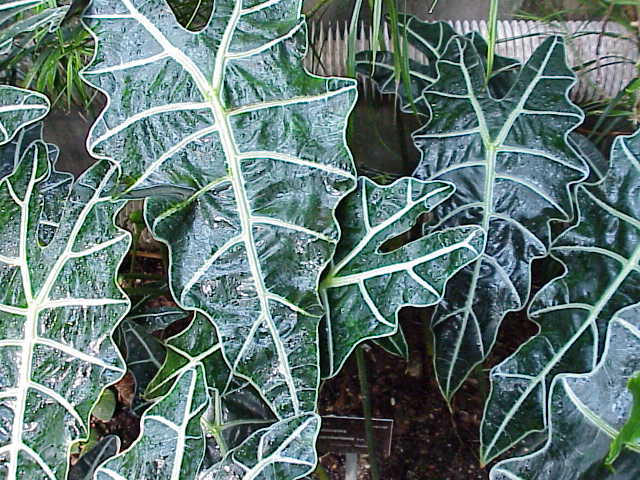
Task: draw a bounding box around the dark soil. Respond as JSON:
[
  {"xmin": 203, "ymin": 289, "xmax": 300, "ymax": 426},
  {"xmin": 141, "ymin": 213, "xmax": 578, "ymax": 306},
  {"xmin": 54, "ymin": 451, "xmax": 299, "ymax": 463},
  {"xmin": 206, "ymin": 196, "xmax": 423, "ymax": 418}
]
[{"xmin": 317, "ymin": 306, "xmax": 539, "ymax": 480}]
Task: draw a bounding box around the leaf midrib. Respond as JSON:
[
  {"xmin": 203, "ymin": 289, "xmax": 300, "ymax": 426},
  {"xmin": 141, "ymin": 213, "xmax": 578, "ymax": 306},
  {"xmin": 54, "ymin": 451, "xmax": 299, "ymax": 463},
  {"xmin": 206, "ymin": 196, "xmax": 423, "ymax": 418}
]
[
  {"xmin": 324, "ymin": 235, "xmax": 479, "ymax": 288},
  {"xmin": 441, "ymin": 37, "xmax": 565, "ymax": 398},
  {"xmin": 8, "ymin": 151, "xmax": 41, "ymax": 479},
  {"xmin": 242, "ymin": 415, "xmax": 317, "ymax": 480}
]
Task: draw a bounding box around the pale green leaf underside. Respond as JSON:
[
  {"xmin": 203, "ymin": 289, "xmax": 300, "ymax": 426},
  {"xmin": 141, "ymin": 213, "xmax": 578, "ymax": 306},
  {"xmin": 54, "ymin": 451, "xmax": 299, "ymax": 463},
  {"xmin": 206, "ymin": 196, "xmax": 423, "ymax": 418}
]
[
  {"xmin": 83, "ymin": 0, "xmax": 356, "ymax": 420},
  {"xmin": 411, "ymin": 34, "xmax": 587, "ymax": 402},
  {"xmin": 490, "ymin": 308, "xmax": 640, "ymax": 479},
  {"xmin": 0, "ymin": 137, "xmax": 129, "ymax": 478},
  {"xmin": 481, "ymin": 129, "xmax": 640, "ymax": 464},
  {"xmin": 0, "ymin": 86, "xmax": 49, "ymax": 146},
  {"xmin": 319, "ymin": 176, "xmax": 484, "ymax": 378}
]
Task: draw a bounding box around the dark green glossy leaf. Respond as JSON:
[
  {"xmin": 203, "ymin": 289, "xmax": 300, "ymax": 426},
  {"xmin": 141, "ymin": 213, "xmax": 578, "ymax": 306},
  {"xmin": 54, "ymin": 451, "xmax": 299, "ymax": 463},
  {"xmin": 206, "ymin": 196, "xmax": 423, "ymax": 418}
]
[
  {"xmin": 0, "ymin": 121, "xmax": 43, "ymax": 179},
  {"xmin": 123, "ymin": 311, "xmax": 314, "ymax": 479},
  {"xmin": 481, "ymin": 129, "xmax": 640, "ymax": 464},
  {"xmin": 373, "ymin": 326, "xmax": 408, "ymax": 360},
  {"xmin": 83, "ymin": 0, "xmax": 357, "ymax": 421},
  {"xmin": 145, "ymin": 313, "xmax": 228, "ymax": 401},
  {"xmin": 319, "ymin": 176, "xmax": 484, "ymax": 378},
  {"xmin": 490, "ymin": 308, "xmax": 640, "ymax": 479},
  {"xmin": 568, "ymin": 132, "xmax": 609, "ymax": 183},
  {"xmin": 0, "ymin": 122, "xmax": 73, "ymax": 247},
  {"xmin": 126, "ymin": 305, "xmax": 189, "ymax": 332},
  {"xmin": 356, "ymin": 16, "xmax": 455, "ymax": 110},
  {"xmin": 199, "ymin": 414, "xmax": 319, "ymax": 480},
  {"xmin": 151, "ymin": 312, "xmax": 277, "ymax": 467},
  {"xmin": 358, "ymin": 19, "xmax": 585, "ymax": 402},
  {"xmin": 412, "ymin": 35, "xmax": 587, "ymax": 403},
  {"xmin": 116, "ymin": 318, "xmax": 165, "ymax": 414},
  {"xmin": 0, "ymin": 140, "xmax": 129, "ymax": 477}
]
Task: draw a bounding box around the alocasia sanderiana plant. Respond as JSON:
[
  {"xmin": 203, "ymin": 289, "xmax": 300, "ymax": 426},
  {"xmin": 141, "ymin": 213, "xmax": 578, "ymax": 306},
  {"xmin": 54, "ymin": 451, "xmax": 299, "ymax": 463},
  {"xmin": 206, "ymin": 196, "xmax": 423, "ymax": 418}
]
[
  {"xmin": 358, "ymin": 15, "xmax": 590, "ymax": 405},
  {"xmin": 1, "ymin": 0, "xmax": 483, "ymax": 477},
  {"xmin": 1, "ymin": 1, "xmax": 639, "ymax": 479},
  {"xmin": 481, "ymin": 126, "xmax": 640, "ymax": 467},
  {"xmin": 359, "ymin": 12, "xmax": 640, "ymax": 479},
  {"xmin": 490, "ymin": 306, "xmax": 640, "ymax": 479}
]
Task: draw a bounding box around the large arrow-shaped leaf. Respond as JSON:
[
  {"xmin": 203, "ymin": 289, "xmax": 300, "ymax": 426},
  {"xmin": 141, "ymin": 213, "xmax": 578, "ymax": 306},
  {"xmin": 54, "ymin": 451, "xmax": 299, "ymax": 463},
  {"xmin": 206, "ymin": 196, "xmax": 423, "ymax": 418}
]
[
  {"xmin": 82, "ymin": 0, "xmax": 357, "ymax": 419},
  {"xmin": 0, "ymin": 141, "xmax": 129, "ymax": 477},
  {"xmin": 489, "ymin": 307, "xmax": 640, "ymax": 479},
  {"xmin": 411, "ymin": 35, "xmax": 587, "ymax": 402},
  {"xmin": 318, "ymin": 176, "xmax": 484, "ymax": 378},
  {"xmin": 481, "ymin": 129, "xmax": 640, "ymax": 464}
]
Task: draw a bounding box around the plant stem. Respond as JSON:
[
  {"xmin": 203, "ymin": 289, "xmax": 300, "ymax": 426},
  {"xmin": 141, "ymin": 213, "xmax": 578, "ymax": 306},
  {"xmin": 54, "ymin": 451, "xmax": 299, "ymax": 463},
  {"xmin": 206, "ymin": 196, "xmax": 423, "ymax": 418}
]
[
  {"xmin": 201, "ymin": 419, "xmax": 229, "ymax": 457},
  {"xmin": 356, "ymin": 346, "xmax": 380, "ymax": 480},
  {"xmin": 385, "ymin": 0, "xmax": 417, "ymax": 116},
  {"xmin": 486, "ymin": 0, "xmax": 500, "ymax": 86},
  {"xmin": 347, "ymin": 0, "xmax": 364, "ymax": 78},
  {"xmin": 313, "ymin": 464, "xmax": 331, "ymax": 480},
  {"xmin": 474, "ymin": 363, "xmax": 488, "ymax": 402},
  {"xmin": 129, "ymin": 228, "xmax": 141, "ymax": 273}
]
